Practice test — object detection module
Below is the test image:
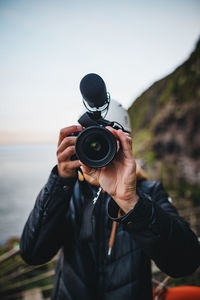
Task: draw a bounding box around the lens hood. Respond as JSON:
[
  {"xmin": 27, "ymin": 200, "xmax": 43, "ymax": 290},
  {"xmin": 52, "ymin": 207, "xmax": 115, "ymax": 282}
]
[{"xmin": 75, "ymin": 126, "xmax": 117, "ymax": 168}]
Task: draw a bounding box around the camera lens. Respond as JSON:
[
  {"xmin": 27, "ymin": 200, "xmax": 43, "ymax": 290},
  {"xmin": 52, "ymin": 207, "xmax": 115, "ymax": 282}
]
[
  {"xmin": 90, "ymin": 141, "xmax": 101, "ymax": 152},
  {"xmin": 83, "ymin": 133, "xmax": 108, "ymax": 160},
  {"xmin": 75, "ymin": 126, "xmax": 117, "ymax": 168}
]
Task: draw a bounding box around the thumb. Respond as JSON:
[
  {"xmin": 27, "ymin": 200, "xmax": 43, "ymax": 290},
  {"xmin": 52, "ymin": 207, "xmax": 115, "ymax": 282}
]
[{"xmin": 80, "ymin": 163, "xmax": 98, "ymax": 177}]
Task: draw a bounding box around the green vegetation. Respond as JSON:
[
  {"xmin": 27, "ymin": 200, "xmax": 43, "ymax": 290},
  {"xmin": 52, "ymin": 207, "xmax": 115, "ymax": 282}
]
[
  {"xmin": 158, "ymin": 79, "xmax": 177, "ymax": 105},
  {"xmin": 132, "ymin": 129, "xmax": 153, "ymax": 156},
  {"xmin": 128, "ymin": 37, "xmax": 200, "ymax": 221},
  {"xmin": 0, "ymin": 239, "xmax": 55, "ymax": 299},
  {"xmin": 176, "ymin": 180, "xmax": 200, "ymax": 207},
  {"xmin": 145, "ymin": 150, "xmax": 156, "ymax": 166}
]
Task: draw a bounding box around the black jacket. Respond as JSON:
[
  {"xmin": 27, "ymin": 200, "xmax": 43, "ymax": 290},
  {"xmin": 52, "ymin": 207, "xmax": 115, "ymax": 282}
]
[{"xmin": 20, "ymin": 166, "xmax": 200, "ymax": 300}]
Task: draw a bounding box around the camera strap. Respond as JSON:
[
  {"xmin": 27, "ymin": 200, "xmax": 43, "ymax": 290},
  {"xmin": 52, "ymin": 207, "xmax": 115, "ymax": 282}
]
[
  {"xmin": 78, "ymin": 112, "xmax": 128, "ymax": 132},
  {"xmin": 78, "ymin": 112, "xmax": 99, "ymax": 127},
  {"xmin": 79, "ymin": 186, "xmax": 102, "ymax": 241}
]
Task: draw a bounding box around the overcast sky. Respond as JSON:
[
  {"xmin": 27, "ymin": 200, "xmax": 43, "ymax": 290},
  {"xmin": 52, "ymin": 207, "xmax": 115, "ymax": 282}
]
[{"xmin": 0, "ymin": 0, "xmax": 199, "ymax": 144}]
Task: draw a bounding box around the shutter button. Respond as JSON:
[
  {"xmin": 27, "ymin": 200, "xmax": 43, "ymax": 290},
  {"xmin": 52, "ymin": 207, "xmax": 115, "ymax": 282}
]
[
  {"xmin": 63, "ymin": 185, "xmax": 70, "ymax": 192},
  {"xmin": 127, "ymin": 221, "xmax": 134, "ymax": 230}
]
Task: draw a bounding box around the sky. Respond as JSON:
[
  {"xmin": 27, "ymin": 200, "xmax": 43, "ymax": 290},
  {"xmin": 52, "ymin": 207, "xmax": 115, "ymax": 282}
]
[{"xmin": 0, "ymin": 0, "xmax": 200, "ymax": 145}]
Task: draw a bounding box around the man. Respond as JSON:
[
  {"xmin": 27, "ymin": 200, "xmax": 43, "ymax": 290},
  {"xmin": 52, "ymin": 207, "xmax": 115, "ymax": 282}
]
[{"xmin": 20, "ymin": 100, "xmax": 200, "ymax": 300}]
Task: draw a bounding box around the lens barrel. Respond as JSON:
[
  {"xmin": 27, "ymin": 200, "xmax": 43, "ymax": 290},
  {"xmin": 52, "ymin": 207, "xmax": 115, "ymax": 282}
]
[{"xmin": 75, "ymin": 126, "xmax": 117, "ymax": 168}]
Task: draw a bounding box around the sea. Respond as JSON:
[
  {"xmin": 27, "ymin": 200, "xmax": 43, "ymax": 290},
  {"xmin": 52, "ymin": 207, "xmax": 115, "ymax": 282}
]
[{"xmin": 0, "ymin": 144, "xmax": 57, "ymax": 246}]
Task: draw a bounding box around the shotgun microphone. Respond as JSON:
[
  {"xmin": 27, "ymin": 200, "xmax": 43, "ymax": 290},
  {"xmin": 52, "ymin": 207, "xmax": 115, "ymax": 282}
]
[{"xmin": 80, "ymin": 73, "xmax": 109, "ymax": 110}]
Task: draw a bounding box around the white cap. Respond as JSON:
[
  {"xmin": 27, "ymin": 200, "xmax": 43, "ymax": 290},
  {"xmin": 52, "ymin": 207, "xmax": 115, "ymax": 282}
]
[
  {"xmin": 106, "ymin": 99, "xmax": 131, "ymax": 132},
  {"xmin": 78, "ymin": 99, "xmax": 131, "ymax": 132}
]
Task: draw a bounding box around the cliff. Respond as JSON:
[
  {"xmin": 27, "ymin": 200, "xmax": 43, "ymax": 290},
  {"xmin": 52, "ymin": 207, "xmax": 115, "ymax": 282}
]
[{"xmin": 128, "ymin": 38, "xmax": 200, "ymax": 209}]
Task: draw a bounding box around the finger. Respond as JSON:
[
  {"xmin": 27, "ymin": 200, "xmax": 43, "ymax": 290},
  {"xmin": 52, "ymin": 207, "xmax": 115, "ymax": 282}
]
[
  {"xmin": 107, "ymin": 126, "xmax": 131, "ymax": 140},
  {"xmin": 124, "ymin": 132, "xmax": 132, "ymax": 137},
  {"xmin": 58, "ymin": 125, "xmax": 82, "ymax": 146},
  {"xmin": 61, "ymin": 160, "xmax": 81, "ymax": 171},
  {"xmin": 81, "ymin": 164, "xmax": 92, "ymax": 174},
  {"xmin": 81, "ymin": 163, "xmax": 98, "ymax": 177},
  {"xmin": 57, "ymin": 145, "xmax": 76, "ymax": 163},
  {"xmin": 106, "ymin": 127, "xmax": 132, "ymax": 154},
  {"xmin": 105, "ymin": 126, "xmax": 120, "ymax": 150},
  {"xmin": 57, "ymin": 136, "xmax": 77, "ymax": 155},
  {"xmin": 106, "ymin": 126, "xmax": 118, "ymax": 139},
  {"xmin": 117, "ymin": 130, "xmax": 133, "ymax": 159}
]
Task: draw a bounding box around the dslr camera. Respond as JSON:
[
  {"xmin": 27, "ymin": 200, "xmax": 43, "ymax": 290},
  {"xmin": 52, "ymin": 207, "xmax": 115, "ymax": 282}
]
[{"xmin": 72, "ymin": 73, "xmax": 130, "ymax": 168}]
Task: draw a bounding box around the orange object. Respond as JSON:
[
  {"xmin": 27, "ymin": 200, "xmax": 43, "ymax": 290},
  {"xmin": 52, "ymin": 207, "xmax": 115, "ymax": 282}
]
[
  {"xmin": 154, "ymin": 286, "xmax": 200, "ymax": 300},
  {"xmin": 165, "ymin": 286, "xmax": 200, "ymax": 300}
]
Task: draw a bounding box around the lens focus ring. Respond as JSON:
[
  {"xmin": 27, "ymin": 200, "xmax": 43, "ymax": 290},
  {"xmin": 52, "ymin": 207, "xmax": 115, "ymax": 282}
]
[{"xmin": 75, "ymin": 126, "xmax": 117, "ymax": 168}]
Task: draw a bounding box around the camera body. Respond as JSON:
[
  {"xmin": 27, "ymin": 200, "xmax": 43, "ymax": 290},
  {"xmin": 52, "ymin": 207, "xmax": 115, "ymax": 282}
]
[
  {"xmin": 70, "ymin": 73, "xmax": 129, "ymax": 168},
  {"xmin": 71, "ymin": 112, "xmax": 126, "ymax": 168}
]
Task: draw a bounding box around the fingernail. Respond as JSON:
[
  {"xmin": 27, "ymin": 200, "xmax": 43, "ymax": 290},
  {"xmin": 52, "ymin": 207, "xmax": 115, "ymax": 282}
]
[{"xmin": 76, "ymin": 126, "xmax": 82, "ymax": 130}]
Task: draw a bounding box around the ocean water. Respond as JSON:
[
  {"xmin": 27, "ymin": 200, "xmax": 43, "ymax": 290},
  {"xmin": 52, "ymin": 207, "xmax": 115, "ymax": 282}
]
[{"xmin": 0, "ymin": 144, "xmax": 57, "ymax": 245}]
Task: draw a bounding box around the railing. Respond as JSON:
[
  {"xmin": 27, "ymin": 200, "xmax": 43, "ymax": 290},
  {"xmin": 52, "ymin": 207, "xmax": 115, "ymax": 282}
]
[
  {"xmin": 0, "ymin": 247, "xmax": 56, "ymax": 300},
  {"xmin": 0, "ymin": 206, "xmax": 199, "ymax": 299}
]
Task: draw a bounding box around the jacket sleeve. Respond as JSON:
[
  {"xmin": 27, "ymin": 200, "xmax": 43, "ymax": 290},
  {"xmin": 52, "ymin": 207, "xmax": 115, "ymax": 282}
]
[
  {"xmin": 20, "ymin": 166, "xmax": 77, "ymax": 265},
  {"xmin": 108, "ymin": 180, "xmax": 200, "ymax": 278}
]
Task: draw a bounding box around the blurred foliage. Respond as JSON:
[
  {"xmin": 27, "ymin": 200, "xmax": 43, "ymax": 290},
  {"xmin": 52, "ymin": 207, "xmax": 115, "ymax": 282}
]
[
  {"xmin": 128, "ymin": 38, "xmax": 200, "ymax": 216},
  {"xmin": 0, "ymin": 238, "xmax": 55, "ymax": 299}
]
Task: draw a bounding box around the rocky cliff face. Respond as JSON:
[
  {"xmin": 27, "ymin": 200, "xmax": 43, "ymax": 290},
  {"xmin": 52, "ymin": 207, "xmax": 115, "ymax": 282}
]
[{"xmin": 128, "ymin": 39, "xmax": 200, "ymax": 208}]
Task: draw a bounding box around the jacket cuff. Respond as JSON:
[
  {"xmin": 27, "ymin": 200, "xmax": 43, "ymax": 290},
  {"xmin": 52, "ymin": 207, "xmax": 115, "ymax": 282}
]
[
  {"xmin": 107, "ymin": 193, "xmax": 154, "ymax": 232},
  {"xmin": 46, "ymin": 165, "xmax": 77, "ymax": 193},
  {"xmin": 39, "ymin": 165, "xmax": 77, "ymax": 211}
]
